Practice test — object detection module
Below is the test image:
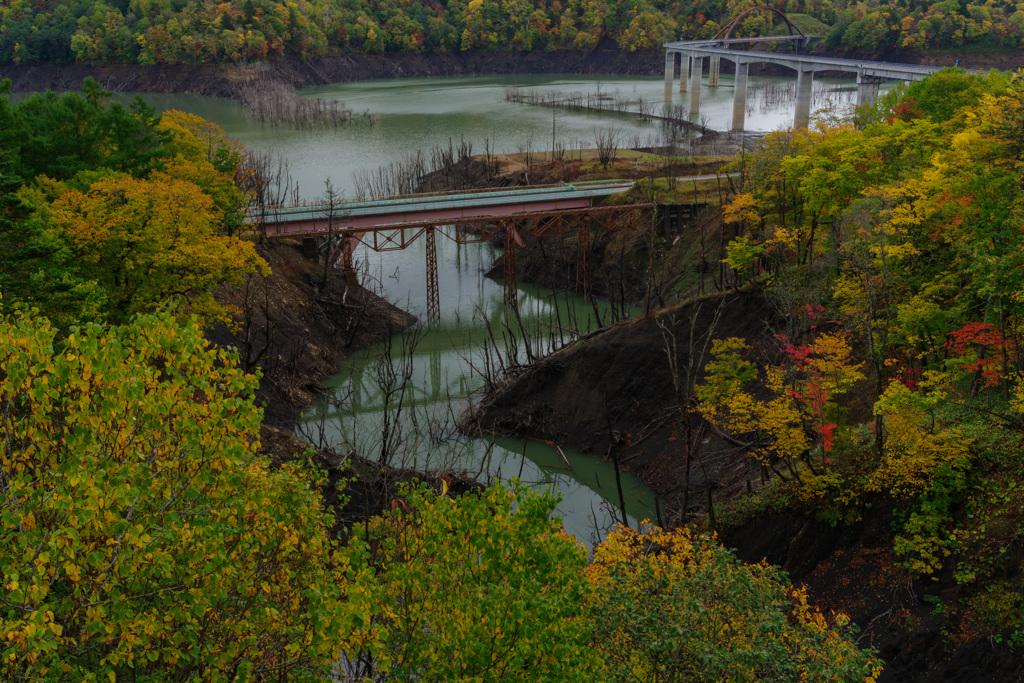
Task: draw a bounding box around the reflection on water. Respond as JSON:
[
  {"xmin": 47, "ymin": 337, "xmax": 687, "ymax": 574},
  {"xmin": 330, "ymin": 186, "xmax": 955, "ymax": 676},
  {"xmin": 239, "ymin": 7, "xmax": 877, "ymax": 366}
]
[
  {"xmin": 79, "ymin": 72, "xmax": 886, "ymax": 200},
  {"xmin": 297, "ymin": 225, "xmax": 658, "ymax": 546},
  {"xmin": 24, "ymin": 72, "xmax": 884, "ymax": 542}
]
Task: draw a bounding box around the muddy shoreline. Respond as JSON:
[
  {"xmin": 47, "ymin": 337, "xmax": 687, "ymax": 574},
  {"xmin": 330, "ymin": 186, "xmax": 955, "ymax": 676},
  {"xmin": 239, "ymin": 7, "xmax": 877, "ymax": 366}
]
[
  {"xmin": 1, "ymin": 47, "xmax": 1012, "ymax": 100},
  {"xmin": 0, "ymin": 48, "xmax": 666, "ymax": 98},
  {"xmin": 208, "ymin": 239, "xmax": 416, "ymax": 432}
]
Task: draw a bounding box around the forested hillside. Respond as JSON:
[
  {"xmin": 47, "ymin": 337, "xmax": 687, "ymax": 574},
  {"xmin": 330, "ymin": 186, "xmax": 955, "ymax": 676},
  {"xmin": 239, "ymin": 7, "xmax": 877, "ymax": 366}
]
[
  {"xmin": 462, "ymin": 68, "xmax": 1024, "ymax": 677},
  {"xmin": 0, "ymin": 78, "xmax": 264, "ymax": 329},
  {"xmin": 0, "ymin": 78, "xmax": 887, "ymax": 681},
  {"xmin": 2, "ymin": 0, "xmax": 1023, "ymax": 66},
  {"xmin": 685, "ymin": 68, "xmax": 1024, "ymax": 654}
]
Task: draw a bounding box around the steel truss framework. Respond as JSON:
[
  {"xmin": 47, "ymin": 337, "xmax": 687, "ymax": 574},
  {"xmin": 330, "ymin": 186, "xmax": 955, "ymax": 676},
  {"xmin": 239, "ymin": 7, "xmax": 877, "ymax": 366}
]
[{"xmin": 296, "ymin": 203, "xmax": 652, "ymax": 323}]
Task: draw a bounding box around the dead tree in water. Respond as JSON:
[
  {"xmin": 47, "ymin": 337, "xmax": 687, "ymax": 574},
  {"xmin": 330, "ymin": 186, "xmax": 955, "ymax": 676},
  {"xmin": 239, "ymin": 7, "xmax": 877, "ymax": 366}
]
[
  {"xmin": 318, "ymin": 179, "xmax": 347, "ymax": 288},
  {"xmin": 238, "ymin": 74, "xmax": 357, "ymax": 129},
  {"xmin": 352, "ymin": 150, "xmax": 427, "ymax": 199},
  {"xmin": 429, "ymin": 137, "xmax": 478, "ymax": 191},
  {"xmin": 352, "ymin": 137, "xmax": 500, "ymax": 200},
  {"xmin": 593, "ymin": 126, "xmax": 621, "ymax": 170}
]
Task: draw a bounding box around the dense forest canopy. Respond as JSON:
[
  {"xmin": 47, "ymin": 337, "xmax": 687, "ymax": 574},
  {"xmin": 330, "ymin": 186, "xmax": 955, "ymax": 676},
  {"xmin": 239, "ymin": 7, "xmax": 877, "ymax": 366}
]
[
  {"xmin": 2, "ymin": 0, "xmax": 1023, "ymax": 66},
  {"xmin": 0, "ymin": 78, "xmax": 885, "ymax": 680},
  {"xmin": 0, "ymin": 77, "xmax": 264, "ymax": 328},
  {"xmin": 705, "ymin": 69, "xmax": 1024, "ymax": 634}
]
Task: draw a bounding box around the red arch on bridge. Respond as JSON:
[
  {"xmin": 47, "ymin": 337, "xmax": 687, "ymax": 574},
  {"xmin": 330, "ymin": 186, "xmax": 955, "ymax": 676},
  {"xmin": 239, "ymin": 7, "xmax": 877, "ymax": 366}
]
[{"xmin": 713, "ymin": 6, "xmax": 807, "ymax": 42}]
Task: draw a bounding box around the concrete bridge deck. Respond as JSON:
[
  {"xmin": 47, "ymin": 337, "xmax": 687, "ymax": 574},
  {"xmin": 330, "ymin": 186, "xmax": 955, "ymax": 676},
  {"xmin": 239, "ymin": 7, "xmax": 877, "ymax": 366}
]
[
  {"xmin": 665, "ymin": 41, "xmax": 949, "ymax": 80},
  {"xmin": 663, "ymin": 38, "xmax": 968, "ymax": 130}
]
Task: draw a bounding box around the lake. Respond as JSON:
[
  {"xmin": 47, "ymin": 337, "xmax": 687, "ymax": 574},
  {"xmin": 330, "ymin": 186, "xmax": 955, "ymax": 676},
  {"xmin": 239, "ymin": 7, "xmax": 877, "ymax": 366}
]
[{"xmin": 107, "ymin": 71, "xmax": 870, "ymax": 542}]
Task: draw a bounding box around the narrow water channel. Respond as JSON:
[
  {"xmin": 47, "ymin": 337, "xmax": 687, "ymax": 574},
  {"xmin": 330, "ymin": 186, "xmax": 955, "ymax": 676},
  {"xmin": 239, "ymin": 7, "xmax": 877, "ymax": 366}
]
[
  {"xmin": 89, "ymin": 72, "xmax": 888, "ymax": 543},
  {"xmin": 295, "ymin": 226, "xmax": 659, "ymax": 546}
]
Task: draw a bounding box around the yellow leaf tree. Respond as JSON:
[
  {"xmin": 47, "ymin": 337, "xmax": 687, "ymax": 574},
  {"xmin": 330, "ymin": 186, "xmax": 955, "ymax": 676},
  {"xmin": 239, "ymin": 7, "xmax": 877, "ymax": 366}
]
[
  {"xmin": 0, "ymin": 311, "xmax": 371, "ymax": 681},
  {"xmin": 49, "ymin": 173, "xmax": 266, "ymax": 325},
  {"xmin": 156, "ymin": 110, "xmax": 248, "ymax": 236},
  {"xmin": 587, "ymin": 524, "xmax": 883, "ymax": 682}
]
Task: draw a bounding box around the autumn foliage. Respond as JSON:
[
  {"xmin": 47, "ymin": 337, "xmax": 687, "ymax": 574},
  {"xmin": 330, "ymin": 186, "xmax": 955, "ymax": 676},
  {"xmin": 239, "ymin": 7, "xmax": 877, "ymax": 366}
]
[
  {"xmin": 0, "ymin": 312, "xmax": 362, "ymax": 680},
  {"xmin": 697, "ymin": 331, "xmax": 864, "ymax": 480},
  {"xmin": 0, "ymin": 310, "xmax": 881, "ymax": 680},
  {"xmin": 587, "ymin": 524, "xmax": 883, "ymax": 682},
  {"xmin": 707, "ymin": 67, "xmax": 1024, "ymax": 617},
  {"xmin": 4, "ymin": 0, "xmax": 1024, "ymax": 66},
  {"xmin": 0, "ymin": 82, "xmax": 266, "ymax": 328}
]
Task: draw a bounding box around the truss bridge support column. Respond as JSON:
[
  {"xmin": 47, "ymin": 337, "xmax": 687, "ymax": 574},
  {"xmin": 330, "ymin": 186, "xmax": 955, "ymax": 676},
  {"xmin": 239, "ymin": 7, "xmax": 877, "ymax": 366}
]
[
  {"xmin": 664, "ymin": 51, "xmax": 675, "ymax": 101},
  {"xmin": 794, "ymin": 66, "xmax": 814, "ymax": 129},
  {"xmin": 503, "ymin": 220, "xmax": 518, "ymax": 312},
  {"xmin": 679, "ymin": 55, "xmax": 689, "ymax": 93},
  {"xmin": 331, "ymin": 232, "xmax": 360, "ymax": 284},
  {"xmin": 731, "ymin": 61, "xmax": 749, "ymax": 132},
  {"xmin": 708, "ymin": 56, "xmax": 720, "ymax": 88},
  {"xmin": 333, "ymin": 233, "xmax": 353, "ymax": 271},
  {"xmin": 689, "ymin": 56, "xmax": 704, "ymax": 123},
  {"xmin": 577, "ymin": 218, "xmax": 592, "ymax": 298},
  {"xmin": 425, "ymin": 227, "xmax": 441, "ymax": 323},
  {"xmin": 343, "ymin": 234, "xmax": 362, "ymax": 286}
]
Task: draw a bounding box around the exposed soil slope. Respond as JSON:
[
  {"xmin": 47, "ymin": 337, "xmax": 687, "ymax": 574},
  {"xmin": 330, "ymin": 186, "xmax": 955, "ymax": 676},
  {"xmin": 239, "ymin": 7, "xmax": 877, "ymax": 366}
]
[
  {"xmin": 207, "ymin": 239, "xmax": 416, "ymax": 430},
  {"xmin": 484, "ymin": 181, "xmax": 731, "ymax": 310},
  {"xmin": 466, "ymin": 287, "xmax": 777, "ymax": 509},
  {"xmin": 722, "ymin": 510, "xmax": 1024, "ymax": 683},
  {"xmin": 0, "ymin": 46, "xmax": 665, "ymax": 98},
  {"xmin": 485, "ymin": 218, "xmax": 658, "ymax": 310}
]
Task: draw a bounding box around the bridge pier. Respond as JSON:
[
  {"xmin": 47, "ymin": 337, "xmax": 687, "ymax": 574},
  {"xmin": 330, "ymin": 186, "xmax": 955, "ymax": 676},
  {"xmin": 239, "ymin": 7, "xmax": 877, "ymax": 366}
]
[
  {"xmin": 709, "ymin": 56, "xmax": 720, "ymax": 88},
  {"xmin": 679, "ymin": 54, "xmax": 689, "ymax": 93},
  {"xmin": 794, "ymin": 67, "xmax": 814, "ymax": 129},
  {"xmin": 664, "ymin": 52, "xmax": 675, "ymax": 101},
  {"xmin": 857, "ymin": 74, "xmax": 883, "ymax": 107},
  {"xmin": 732, "ymin": 61, "xmax": 749, "ymax": 131},
  {"xmin": 335, "ymin": 234, "xmax": 360, "ymax": 285},
  {"xmin": 429, "ymin": 346, "xmax": 442, "ymax": 400},
  {"xmin": 336, "ymin": 234, "xmax": 354, "ymax": 272},
  {"xmin": 689, "ymin": 56, "xmax": 704, "ymax": 123},
  {"xmin": 577, "ymin": 220, "xmax": 591, "ymax": 298}
]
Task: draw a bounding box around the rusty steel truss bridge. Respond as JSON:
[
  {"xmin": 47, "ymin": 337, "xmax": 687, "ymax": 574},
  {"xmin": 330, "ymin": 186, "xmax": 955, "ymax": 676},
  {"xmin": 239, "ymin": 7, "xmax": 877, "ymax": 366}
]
[{"xmin": 253, "ymin": 182, "xmax": 653, "ymax": 322}]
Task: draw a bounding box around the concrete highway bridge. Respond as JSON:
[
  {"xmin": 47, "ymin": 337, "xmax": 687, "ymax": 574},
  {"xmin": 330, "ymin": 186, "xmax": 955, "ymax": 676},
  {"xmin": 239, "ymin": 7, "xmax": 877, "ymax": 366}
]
[
  {"xmin": 254, "ymin": 181, "xmax": 652, "ymax": 322},
  {"xmin": 663, "ymin": 6, "xmax": 954, "ymax": 130}
]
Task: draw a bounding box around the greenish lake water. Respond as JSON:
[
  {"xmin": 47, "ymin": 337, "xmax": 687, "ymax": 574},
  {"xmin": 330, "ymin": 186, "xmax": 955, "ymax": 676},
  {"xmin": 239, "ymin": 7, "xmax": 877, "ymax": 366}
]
[
  {"xmin": 128, "ymin": 72, "xmax": 871, "ymax": 199},
  {"xmin": 25, "ymin": 72, "xmax": 877, "ymax": 542}
]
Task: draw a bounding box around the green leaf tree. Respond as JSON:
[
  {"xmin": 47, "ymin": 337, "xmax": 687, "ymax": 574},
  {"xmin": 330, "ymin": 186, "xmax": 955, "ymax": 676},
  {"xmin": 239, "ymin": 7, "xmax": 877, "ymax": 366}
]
[
  {"xmin": 347, "ymin": 481, "xmax": 600, "ymax": 681},
  {"xmin": 586, "ymin": 524, "xmax": 883, "ymax": 683},
  {"xmin": 0, "ymin": 310, "xmax": 371, "ymax": 681}
]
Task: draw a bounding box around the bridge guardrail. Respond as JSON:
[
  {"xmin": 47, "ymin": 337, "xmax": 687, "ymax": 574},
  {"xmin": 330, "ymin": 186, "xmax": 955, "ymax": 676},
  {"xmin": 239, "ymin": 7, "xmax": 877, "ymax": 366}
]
[{"xmin": 248, "ymin": 181, "xmax": 635, "ymax": 223}]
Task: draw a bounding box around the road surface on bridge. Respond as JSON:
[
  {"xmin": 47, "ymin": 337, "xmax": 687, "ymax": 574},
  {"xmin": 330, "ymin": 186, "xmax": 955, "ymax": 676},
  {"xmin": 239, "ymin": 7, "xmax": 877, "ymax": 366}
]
[
  {"xmin": 255, "ymin": 181, "xmax": 636, "ymax": 236},
  {"xmin": 663, "ymin": 41, "xmax": 966, "ymax": 80}
]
